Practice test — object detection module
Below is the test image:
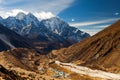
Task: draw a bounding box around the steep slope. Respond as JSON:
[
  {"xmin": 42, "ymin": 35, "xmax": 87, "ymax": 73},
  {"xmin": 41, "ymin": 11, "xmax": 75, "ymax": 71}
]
[
  {"xmin": 49, "ymin": 20, "xmax": 120, "ymax": 73},
  {"xmin": 0, "ymin": 24, "xmax": 34, "ymax": 52},
  {"xmin": 0, "ymin": 48, "xmax": 47, "ymax": 72},
  {"xmin": 0, "ymin": 65, "xmax": 24, "ymax": 80},
  {"xmin": 0, "ymin": 48, "xmax": 72, "ymax": 80}
]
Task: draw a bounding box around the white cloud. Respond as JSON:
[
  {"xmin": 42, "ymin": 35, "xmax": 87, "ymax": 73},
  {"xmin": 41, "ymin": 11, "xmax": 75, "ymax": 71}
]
[
  {"xmin": 6, "ymin": 9, "xmax": 28, "ymax": 17},
  {"xmin": 0, "ymin": 0, "xmax": 4, "ymax": 4},
  {"xmin": 0, "ymin": 0, "xmax": 75, "ymax": 15},
  {"xmin": 89, "ymin": 25, "xmax": 110, "ymax": 29},
  {"xmin": 115, "ymin": 12, "xmax": 119, "ymax": 16},
  {"xmin": 80, "ymin": 29, "xmax": 100, "ymax": 36},
  {"xmin": 69, "ymin": 18, "xmax": 120, "ymax": 27},
  {"xmin": 43, "ymin": 0, "xmax": 74, "ymax": 14},
  {"xmin": 34, "ymin": 11, "xmax": 55, "ymax": 20},
  {"xmin": 0, "ymin": 9, "xmax": 55, "ymax": 20},
  {"xmin": 69, "ymin": 18, "xmax": 120, "ymax": 35},
  {"xmin": 0, "ymin": 0, "xmax": 75, "ymax": 19},
  {"xmin": 0, "ymin": 9, "xmax": 28, "ymax": 18},
  {"xmin": 79, "ymin": 25, "xmax": 110, "ymax": 35}
]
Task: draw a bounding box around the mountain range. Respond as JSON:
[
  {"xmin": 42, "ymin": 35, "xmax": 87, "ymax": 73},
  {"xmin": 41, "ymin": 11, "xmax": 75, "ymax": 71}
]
[
  {"xmin": 0, "ymin": 12, "xmax": 90, "ymax": 53},
  {"xmin": 0, "ymin": 12, "xmax": 120, "ymax": 80}
]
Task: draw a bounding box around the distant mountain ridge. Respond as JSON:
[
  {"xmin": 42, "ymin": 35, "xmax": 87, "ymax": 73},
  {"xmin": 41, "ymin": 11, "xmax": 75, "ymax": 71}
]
[
  {"xmin": 0, "ymin": 12, "xmax": 90, "ymax": 42},
  {"xmin": 0, "ymin": 12, "xmax": 90, "ymax": 53}
]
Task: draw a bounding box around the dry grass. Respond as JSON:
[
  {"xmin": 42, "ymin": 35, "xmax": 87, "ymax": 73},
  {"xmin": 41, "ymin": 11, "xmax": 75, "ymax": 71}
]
[
  {"xmin": 49, "ymin": 62, "xmax": 72, "ymax": 73},
  {"xmin": 70, "ymin": 73, "xmax": 107, "ymax": 80}
]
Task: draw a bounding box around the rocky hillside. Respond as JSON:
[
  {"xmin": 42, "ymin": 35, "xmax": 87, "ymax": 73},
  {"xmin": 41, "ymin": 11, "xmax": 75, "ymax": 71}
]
[
  {"xmin": 49, "ymin": 20, "xmax": 120, "ymax": 73},
  {"xmin": 0, "ymin": 24, "xmax": 34, "ymax": 52},
  {"xmin": 0, "ymin": 48, "xmax": 42, "ymax": 71},
  {"xmin": 0, "ymin": 48, "xmax": 52, "ymax": 80},
  {"xmin": 0, "ymin": 65, "xmax": 24, "ymax": 80}
]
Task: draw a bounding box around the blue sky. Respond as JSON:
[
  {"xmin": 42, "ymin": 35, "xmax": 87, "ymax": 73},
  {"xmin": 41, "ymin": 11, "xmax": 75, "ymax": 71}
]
[
  {"xmin": 58, "ymin": 0, "xmax": 120, "ymax": 35},
  {"xmin": 0, "ymin": 0, "xmax": 120, "ymax": 35}
]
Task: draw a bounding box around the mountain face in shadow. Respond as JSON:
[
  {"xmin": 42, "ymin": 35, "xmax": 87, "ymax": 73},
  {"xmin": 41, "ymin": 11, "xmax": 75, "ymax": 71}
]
[
  {"xmin": 49, "ymin": 20, "xmax": 120, "ymax": 73},
  {"xmin": 0, "ymin": 24, "xmax": 34, "ymax": 52}
]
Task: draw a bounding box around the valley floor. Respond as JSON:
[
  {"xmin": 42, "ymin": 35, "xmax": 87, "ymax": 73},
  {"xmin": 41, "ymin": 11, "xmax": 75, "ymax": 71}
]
[{"xmin": 55, "ymin": 61, "xmax": 120, "ymax": 80}]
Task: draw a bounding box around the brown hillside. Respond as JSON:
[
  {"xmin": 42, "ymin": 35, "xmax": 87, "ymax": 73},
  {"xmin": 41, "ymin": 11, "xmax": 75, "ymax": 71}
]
[
  {"xmin": 0, "ymin": 48, "xmax": 94, "ymax": 80},
  {"xmin": 0, "ymin": 65, "xmax": 24, "ymax": 80},
  {"xmin": 0, "ymin": 48, "xmax": 43, "ymax": 71},
  {"xmin": 49, "ymin": 20, "xmax": 120, "ymax": 73}
]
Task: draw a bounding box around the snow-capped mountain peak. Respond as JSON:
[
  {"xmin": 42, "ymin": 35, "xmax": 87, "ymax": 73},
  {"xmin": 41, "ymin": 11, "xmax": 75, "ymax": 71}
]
[
  {"xmin": 40, "ymin": 17, "xmax": 90, "ymax": 43},
  {"xmin": 41, "ymin": 17, "xmax": 69, "ymax": 33},
  {"xmin": 27, "ymin": 13, "xmax": 35, "ymax": 17},
  {"xmin": 42, "ymin": 17, "xmax": 69, "ymax": 28},
  {"xmin": 24, "ymin": 13, "xmax": 40, "ymax": 27},
  {"xmin": 16, "ymin": 12, "xmax": 26, "ymax": 20}
]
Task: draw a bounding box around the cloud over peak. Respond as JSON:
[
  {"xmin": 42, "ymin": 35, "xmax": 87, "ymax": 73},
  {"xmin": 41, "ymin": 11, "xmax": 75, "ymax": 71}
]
[
  {"xmin": 0, "ymin": 0, "xmax": 75, "ymax": 19},
  {"xmin": 34, "ymin": 11, "xmax": 55, "ymax": 20},
  {"xmin": 0, "ymin": 9, "xmax": 55, "ymax": 20},
  {"xmin": 5, "ymin": 9, "xmax": 28, "ymax": 18},
  {"xmin": 0, "ymin": 0, "xmax": 75, "ymax": 14}
]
